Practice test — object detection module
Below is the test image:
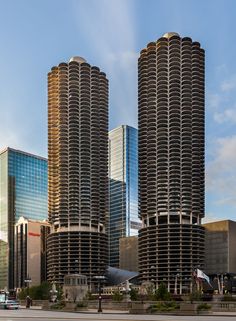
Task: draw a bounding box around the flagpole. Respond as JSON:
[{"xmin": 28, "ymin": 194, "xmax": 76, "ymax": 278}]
[{"xmin": 220, "ymin": 274, "xmax": 224, "ymax": 295}]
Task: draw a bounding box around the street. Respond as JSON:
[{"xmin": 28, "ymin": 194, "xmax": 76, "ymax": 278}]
[{"xmin": 1, "ymin": 309, "xmax": 236, "ymax": 321}]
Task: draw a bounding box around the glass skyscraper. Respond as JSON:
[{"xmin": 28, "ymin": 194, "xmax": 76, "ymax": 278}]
[
  {"xmin": 0, "ymin": 147, "xmax": 47, "ymax": 290},
  {"xmin": 109, "ymin": 125, "xmax": 141, "ymax": 267}
]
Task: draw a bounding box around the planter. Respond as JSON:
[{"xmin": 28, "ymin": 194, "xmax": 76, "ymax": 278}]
[
  {"xmin": 129, "ymin": 302, "xmax": 150, "ymax": 314},
  {"xmin": 197, "ymin": 310, "xmax": 212, "ymax": 315},
  {"xmin": 179, "ymin": 302, "xmax": 198, "ymax": 315},
  {"xmin": 63, "ymin": 302, "xmax": 77, "ymax": 311}
]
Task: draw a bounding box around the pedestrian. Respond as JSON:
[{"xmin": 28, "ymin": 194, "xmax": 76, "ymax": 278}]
[{"xmin": 26, "ymin": 295, "xmax": 31, "ymax": 308}]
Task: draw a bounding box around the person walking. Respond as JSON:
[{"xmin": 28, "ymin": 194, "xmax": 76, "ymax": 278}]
[{"xmin": 26, "ymin": 295, "xmax": 31, "ymax": 308}]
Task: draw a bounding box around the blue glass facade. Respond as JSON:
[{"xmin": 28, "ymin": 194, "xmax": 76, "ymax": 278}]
[
  {"xmin": 0, "ymin": 148, "xmax": 47, "ymax": 289},
  {"xmin": 109, "ymin": 126, "xmax": 141, "ymax": 267}
]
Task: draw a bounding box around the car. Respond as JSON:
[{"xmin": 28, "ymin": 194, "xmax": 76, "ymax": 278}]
[{"xmin": 0, "ymin": 300, "xmax": 19, "ymax": 310}]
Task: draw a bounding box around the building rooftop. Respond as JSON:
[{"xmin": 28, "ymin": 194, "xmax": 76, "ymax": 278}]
[
  {"xmin": 69, "ymin": 56, "xmax": 86, "ymax": 64},
  {"xmin": 0, "ymin": 147, "xmax": 47, "ymax": 161},
  {"xmin": 106, "ymin": 266, "xmax": 139, "ymax": 286},
  {"xmin": 16, "ymin": 216, "xmax": 50, "ymax": 225},
  {"xmin": 109, "ymin": 125, "xmax": 137, "ymax": 135},
  {"xmin": 162, "ymin": 32, "xmax": 180, "ymax": 39}
]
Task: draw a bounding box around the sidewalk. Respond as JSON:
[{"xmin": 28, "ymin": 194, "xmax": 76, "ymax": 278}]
[
  {"xmin": 20, "ymin": 305, "xmax": 42, "ymax": 310},
  {"xmin": 20, "ymin": 305, "xmax": 236, "ymax": 316},
  {"xmin": 21, "ymin": 306, "xmax": 129, "ymax": 314}
]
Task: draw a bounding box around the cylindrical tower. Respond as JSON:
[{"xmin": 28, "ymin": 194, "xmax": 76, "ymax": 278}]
[
  {"xmin": 138, "ymin": 33, "xmax": 205, "ymax": 293},
  {"xmin": 47, "ymin": 57, "xmax": 109, "ymax": 286}
]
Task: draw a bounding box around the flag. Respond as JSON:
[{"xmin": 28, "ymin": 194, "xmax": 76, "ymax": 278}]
[
  {"xmin": 192, "ymin": 269, "xmax": 197, "ymax": 279},
  {"xmin": 197, "ymin": 268, "xmax": 210, "ymax": 284}
]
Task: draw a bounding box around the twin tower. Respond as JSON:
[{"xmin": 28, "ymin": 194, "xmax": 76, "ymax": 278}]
[{"xmin": 47, "ymin": 33, "xmax": 205, "ymax": 293}]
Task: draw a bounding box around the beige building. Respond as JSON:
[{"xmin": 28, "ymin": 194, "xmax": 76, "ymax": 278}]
[
  {"xmin": 119, "ymin": 236, "xmax": 138, "ymax": 272},
  {"xmin": 15, "ymin": 217, "xmax": 50, "ymax": 288},
  {"xmin": 203, "ymin": 220, "xmax": 236, "ymax": 274}
]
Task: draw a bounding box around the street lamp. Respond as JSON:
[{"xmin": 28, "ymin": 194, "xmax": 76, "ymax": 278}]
[
  {"xmin": 24, "ymin": 275, "xmax": 32, "ymax": 295},
  {"xmin": 174, "ymin": 273, "xmax": 180, "ymax": 295},
  {"xmin": 94, "ymin": 275, "xmax": 105, "ymax": 313},
  {"xmin": 150, "ymin": 266, "xmax": 156, "ymax": 290},
  {"xmin": 174, "ymin": 266, "xmax": 180, "ymax": 295},
  {"xmin": 74, "ymin": 260, "xmax": 79, "ymax": 273}
]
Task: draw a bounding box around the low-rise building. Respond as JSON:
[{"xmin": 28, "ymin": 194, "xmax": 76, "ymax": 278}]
[
  {"xmin": 63, "ymin": 274, "xmax": 88, "ymax": 302},
  {"xmin": 203, "ymin": 220, "xmax": 236, "ymax": 274}
]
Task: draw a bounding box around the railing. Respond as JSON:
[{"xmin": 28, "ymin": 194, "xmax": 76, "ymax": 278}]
[{"xmin": 19, "ymin": 299, "xmax": 236, "ymax": 313}]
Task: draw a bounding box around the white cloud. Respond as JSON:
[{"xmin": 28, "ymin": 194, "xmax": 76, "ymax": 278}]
[
  {"xmin": 206, "ymin": 135, "xmax": 236, "ymax": 206},
  {"xmin": 214, "ymin": 108, "xmax": 236, "ymax": 124},
  {"xmin": 209, "ymin": 73, "xmax": 236, "ymax": 126},
  {"xmin": 221, "ymin": 75, "xmax": 236, "ymax": 92}
]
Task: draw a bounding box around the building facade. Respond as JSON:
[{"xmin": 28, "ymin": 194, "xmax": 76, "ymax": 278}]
[
  {"xmin": 0, "ymin": 147, "xmax": 47, "ymax": 290},
  {"xmin": 138, "ymin": 33, "xmax": 205, "ymax": 293},
  {"xmin": 109, "ymin": 125, "xmax": 141, "ymax": 267},
  {"xmin": 15, "ymin": 216, "xmax": 50, "ymax": 288},
  {"xmin": 203, "ymin": 220, "xmax": 236, "ymax": 274},
  {"xmin": 119, "ymin": 236, "xmax": 138, "ymax": 272},
  {"xmin": 47, "ymin": 57, "xmax": 109, "ymax": 286}
]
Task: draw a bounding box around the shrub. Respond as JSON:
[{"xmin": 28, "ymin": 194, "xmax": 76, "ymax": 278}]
[
  {"xmin": 149, "ymin": 301, "xmax": 179, "ymax": 312},
  {"xmin": 50, "ymin": 301, "xmax": 65, "ymax": 310},
  {"xmin": 197, "ymin": 303, "xmax": 211, "ymax": 311},
  {"xmin": 76, "ymin": 301, "xmax": 87, "ymax": 308},
  {"xmin": 112, "ymin": 290, "xmax": 123, "ymax": 302}
]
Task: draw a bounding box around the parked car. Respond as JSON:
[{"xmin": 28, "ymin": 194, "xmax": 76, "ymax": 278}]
[{"xmin": 0, "ymin": 300, "xmax": 19, "ymax": 310}]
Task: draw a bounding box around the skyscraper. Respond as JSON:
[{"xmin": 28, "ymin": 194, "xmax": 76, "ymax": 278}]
[
  {"xmin": 109, "ymin": 125, "xmax": 141, "ymax": 267},
  {"xmin": 47, "ymin": 57, "xmax": 109, "ymax": 286},
  {"xmin": 138, "ymin": 33, "xmax": 205, "ymax": 293},
  {"xmin": 15, "ymin": 216, "xmax": 50, "ymax": 288},
  {"xmin": 0, "ymin": 147, "xmax": 48, "ymax": 290}
]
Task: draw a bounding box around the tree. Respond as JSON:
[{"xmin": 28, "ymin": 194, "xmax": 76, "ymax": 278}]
[
  {"xmin": 18, "ymin": 282, "xmax": 51, "ymax": 300},
  {"xmin": 189, "ymin": 290, "xmax": 202, "ymax": 302},
  {"xmin": 130, "ymin": 288, "xmax": 138, "ymax": 301},
  {"xmin": 154, "ymin": 282, "xmax": 171, "ymax": 301}
]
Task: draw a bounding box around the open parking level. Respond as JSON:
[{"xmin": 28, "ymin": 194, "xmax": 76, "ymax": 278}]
[{"xmin": 1, "ymin": 309, "xmax": 236, "ymax": 321}]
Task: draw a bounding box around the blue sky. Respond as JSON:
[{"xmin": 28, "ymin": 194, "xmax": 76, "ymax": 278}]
[{"xmin": 0, "ymin": 0, "xmax": 236, "ymax": 222}]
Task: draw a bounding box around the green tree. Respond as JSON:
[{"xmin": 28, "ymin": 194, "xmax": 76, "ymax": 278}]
[
  {"xmin": 129, "ymin": 288, "xmax": 138, "ymax": 301},
  {"xmin": 154, "ymin": 282, "xmax": 171, "ymax": 301},
  {"xmin": 189, "ymin": 290, "xmax": 202, "ymax": 302},
  {"xmin": 18, "ymin": 282, "xmax": 51, "ymax": 300},
  {"xmin": 56, "ymin": 284, "xmax": 63, "ymax": 300}
]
